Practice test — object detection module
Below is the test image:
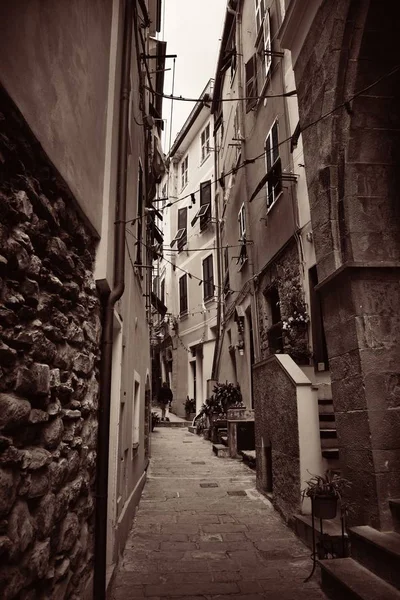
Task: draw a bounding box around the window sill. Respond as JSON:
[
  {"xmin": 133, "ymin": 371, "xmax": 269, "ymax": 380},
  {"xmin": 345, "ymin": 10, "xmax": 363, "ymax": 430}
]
[
  {"xmin": 204, "ymin": 296, "xmax": 215, "ymax": 305},
  {"xmin": 267, "ymin": 191, "xmax": 283, "ymax": 214},
  {"xmin": 179, "ymin": 310, "xmax": 189, "ymax": 319}
]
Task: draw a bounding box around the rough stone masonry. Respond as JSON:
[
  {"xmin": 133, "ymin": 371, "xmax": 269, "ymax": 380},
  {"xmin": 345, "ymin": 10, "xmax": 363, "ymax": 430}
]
[{"xmin": 0, "ymin": 87, "xmax": 101, "ymax": 599}]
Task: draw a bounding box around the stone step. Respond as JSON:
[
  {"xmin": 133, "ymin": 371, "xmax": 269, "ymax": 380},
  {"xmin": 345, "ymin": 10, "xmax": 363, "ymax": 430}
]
[
  {"xmin": 294, "ymin": 514, "xmax": 349, "ymax": 556},
  {"xmin": 322, "ymin": 448, "xmax": 339, "ymax": 460},
  {"xmin": 320, "ymin": 428, "xmax": 337, "ymax": 438},
  {"xmin": 240, "ymin": 450, "xmax": 256, "ymax": 470},
  {"xmin": 320, "ymin": 413, "xmax": 336, "ymax": 422},
  {"xmin": 320, "ymin": 420, "xmax": 337, "ymax": 430},
  {"xmin": 390, "ymin": 500, "xmax": 400, "ymax": 534},
  {"xmin": 318, "ymin": 398, "xmax": 334, "ymax": 414},
  {"xmin": 212, "ymin": 443, "xmax": 230, "ymax": 458},
  {"xmin": 319, "ymin": 557, "xmax": 400, "ymax": 600},
  {"xmin": 349, "ymin": 526, "xmax": 400, "ymax": 590},
  {"xmin": 157, "ymin": 420, "xmax": 192, "ymax": 428},
  {"xmin": 219, "ymin": 434, "xmax": 228, "ymax": 446},
  {"xmin": 317, "ymin": 383, "xmax": 333, "ymax": 400},
  {"xmin": 320, "ymin": 429, "xmax": 338, "ymax": 449},
  {"xmin": 188, "ymin": 426, "xmax": 196, "ymax": 434}
]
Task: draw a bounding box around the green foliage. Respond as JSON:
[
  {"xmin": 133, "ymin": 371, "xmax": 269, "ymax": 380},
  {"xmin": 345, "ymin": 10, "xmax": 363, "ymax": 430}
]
[
  {"xmin": 212, "ymin": 382, "xmax": 244, "ymax": 415},
  {"xmin": 302, "ymin": 470, "xmax": 351, "ymax": 500},
  {"xmin": 184, "ymin": 397, "xmax": 196, "ymax": 413}
]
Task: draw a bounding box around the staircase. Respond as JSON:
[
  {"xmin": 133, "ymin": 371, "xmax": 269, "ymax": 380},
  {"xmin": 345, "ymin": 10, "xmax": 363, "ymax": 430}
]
[
  {"xmin": 319, "ymin": 500, "xmax": 400, "ymax": 599},
  {"xmin": 314, "ymin": 383, "xmax": 340, "ymax": 472}
]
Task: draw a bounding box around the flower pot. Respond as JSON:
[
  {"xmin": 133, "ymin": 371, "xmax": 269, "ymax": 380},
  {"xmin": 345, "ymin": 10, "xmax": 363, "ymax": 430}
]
[{"xmin": 313, "ymin": 495, "xmax": 338, "ymax": 520}]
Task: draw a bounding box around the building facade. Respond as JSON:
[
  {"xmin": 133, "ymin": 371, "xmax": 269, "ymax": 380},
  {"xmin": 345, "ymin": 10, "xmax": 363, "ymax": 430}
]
[
  {"xmin": 152, "ymin": 81, "xmax": 219, "ymax": 418},
  {"xmin": 0, "ymin": 1, "xmax": 165, "ymax": 598},
  {"xmin": 279, "ymin": 0, "xmax": 400, "ymax": 531},
  {"xmin": 211, "ymin": 0, "xmax": 332, "ymax": 520}
]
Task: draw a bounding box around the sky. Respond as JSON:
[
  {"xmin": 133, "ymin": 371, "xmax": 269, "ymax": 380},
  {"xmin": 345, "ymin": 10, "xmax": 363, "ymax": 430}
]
[{"xmin": 160, "ymin": 0, "xmax": 227, "ymax": 152}]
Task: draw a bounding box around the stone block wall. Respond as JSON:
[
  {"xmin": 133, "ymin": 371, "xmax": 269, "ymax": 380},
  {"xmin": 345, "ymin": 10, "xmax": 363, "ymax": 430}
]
[
  {"xmin": 253, "ymin": 357, "xmax": 301, "ymax": 523},
  {"xmin": 0, "ymin": 87, "xmax": 101, "ymax": 598}
]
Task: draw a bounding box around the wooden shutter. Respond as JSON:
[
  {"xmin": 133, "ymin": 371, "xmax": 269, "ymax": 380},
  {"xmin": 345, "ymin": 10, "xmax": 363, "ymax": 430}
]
[
  {"xmin": 177, "ymin": 207, "xmax": 187, "ymax": 249},
  {"xmin": 179, "ymin": 274, "xmax": 188, "ymax": 314},
  {"xmin": 245, "ymin": 54, "xmax": 258, "ymax": 112},
  {"xmin": 264, "ymin": 9, "xmax": 272, "ymax": 77},
  {"xmin": 203, "ymin": 255, "xmax": 214, "ymax": 301}
]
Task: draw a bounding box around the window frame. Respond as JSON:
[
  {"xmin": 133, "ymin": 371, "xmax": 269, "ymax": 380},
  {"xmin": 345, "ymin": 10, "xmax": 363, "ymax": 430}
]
[
  {"xmin": 180, "ymin": 155, "xmax": 188, "ymax": 190},
  {"xmin": 245, "ymin": 54, "xmax": 258, "ymax": 112},
  {"xmin": 200, "ymin": 123, "xmax": 211, "ymax": 163},
  {"xmin": 255, "ymin": 0, "xmax": 266, "ymax": 35},
  {"xmin": 173, "ymin": 207, "xmax": 188, "ymax": 251},
  {"xmin": 179, "ymin": 274, "xmax": 188, "ymax": 315},
  {"xmin": 264, "ymin": 120, "xmax": 283, "ymax": 210},
  {"xmin": 202, "ymin": 254, "xmax": 214, "ymax": 302}
]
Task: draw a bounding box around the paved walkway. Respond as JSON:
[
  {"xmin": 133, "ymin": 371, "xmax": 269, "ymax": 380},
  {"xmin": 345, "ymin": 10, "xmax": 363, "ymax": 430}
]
[
  {"xmin": 111, "ymin": 427, "xmax": 327, "ymax": 599},
  {"xmin": 151, "ymin": 406, "xmax": 188, "ymax": 423}
]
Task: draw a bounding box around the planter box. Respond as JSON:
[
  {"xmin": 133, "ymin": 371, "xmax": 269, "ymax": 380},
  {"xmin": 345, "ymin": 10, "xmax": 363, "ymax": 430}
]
[{"xmin": 227, "ymin": 408, "xmax": 255, "ymax": 422}]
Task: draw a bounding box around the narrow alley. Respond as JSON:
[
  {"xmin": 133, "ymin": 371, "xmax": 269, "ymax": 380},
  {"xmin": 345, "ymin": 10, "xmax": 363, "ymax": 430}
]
[{"xmin": 111, "ymin": 426, "xmax": 327, "ymax": 599}]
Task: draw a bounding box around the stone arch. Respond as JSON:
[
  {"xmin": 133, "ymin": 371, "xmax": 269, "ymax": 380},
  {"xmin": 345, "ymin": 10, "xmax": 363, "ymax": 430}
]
[{"xmin": 294, "ymin": 0, "xmax": 400, "ymax": 529}]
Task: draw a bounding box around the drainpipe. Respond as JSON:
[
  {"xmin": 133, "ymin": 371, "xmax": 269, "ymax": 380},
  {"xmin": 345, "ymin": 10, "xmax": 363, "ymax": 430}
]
[
  {"xmin": 94, "ymin": 1, "xmax": 133, "ymax": 598},
  {"xmin": 211, "ymin": 117, "xmax": 222, "ymax": 381}
]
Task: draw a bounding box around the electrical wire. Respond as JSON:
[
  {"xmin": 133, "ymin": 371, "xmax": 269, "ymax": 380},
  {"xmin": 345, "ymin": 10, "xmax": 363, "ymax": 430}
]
[
  {"xmin": 144, "ymin": 85, "xmax": 297, "ymax": 102},
  {"xmin": 126, "ymin": 228, "xmax": 239, "ymax": 294},
  {"xmin": 151, "ymin": 63, "xmax": 400, "ymax": 212}
]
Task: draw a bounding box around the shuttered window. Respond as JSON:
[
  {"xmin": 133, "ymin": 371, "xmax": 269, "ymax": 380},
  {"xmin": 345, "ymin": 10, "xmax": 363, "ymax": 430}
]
[
  {"xmin": 171, "ymin": 207, "xmax": 187, "ymax": 250},
  {"xmin": 202, "ymin": 255, "xmax": 214, "ymax": 301},
  {"xmin": 179, "ymin": 274, "xmax": 188, "ymax": 314},
  {"xmin": 265, "ymin": 120, "xmax": 282, "ymax": 209},
  {"xmin": 245, "ymin": 54, "xmax": 258, "ymax": 112}
]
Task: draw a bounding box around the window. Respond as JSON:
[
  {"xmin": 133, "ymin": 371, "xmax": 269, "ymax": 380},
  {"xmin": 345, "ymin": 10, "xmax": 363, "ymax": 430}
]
[
  {"xmin": 223, "ymin": 246, "xmax": 230, "ymax": 297},
  {"xmin": 200, "ymin": 123, "xmax": 210, "ymax": 162},
  {"xmin": 255, "ymin": 0, "xmax": 266, "ymax": 33},
  {"xmin": 237, "ymin": 204, "xmax": 247, "ymax": 266},
  {"xmin": 245, "ymin": 55, "xmax": 258, "ymax": 112},
  {"xmin": 171, "ymin": 207, "xmax": 187, "ymax": 250},
  {"xmin": 191, "ymin": 180, "xmax": 211, "ymax": 229},
  {"xmin": 265, "ymin": 286, "xmax": 283, "ymax": 354},
  {"xmin": 265, "ymin": 120, "xmax": 282, "ymax": 209},
  {"xmin": 180, "ymin": 156, "xmax": 188, "ymax": 189},
  {"xmin": 160, "ymin": 279, "xmax": 165, "ymax": 305},
  {"xmin": 202, "ymin": 255, "xmax": 214, "ymax": 301},
  {"xmin": 255, "ymin": 4, "xmax": 272, "ymax": 87},
  {"xmin": 179, "ymin": 274, "xmax": 188, "ymax": 315},
  {"xmin": 261, "ymin": 10, "xmax": 272, "ymax": 78},
  {"xmin": 233, "ymin": 106, "xmax": 241, "ymax": 162}
]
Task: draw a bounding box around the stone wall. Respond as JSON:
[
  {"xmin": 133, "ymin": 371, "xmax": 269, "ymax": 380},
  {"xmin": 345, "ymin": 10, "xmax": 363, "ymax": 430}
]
[
  {"xmin": 256, "ymin": 241, "xmax": 310, "ymax": 364},
  {"xmin": 291, "ymin": 0, "xmax": 400, "ymax": 529},
  {"xmin": 253, "ymin": 357, "xmax": 301, "ymax": 523},
  {"xmin": 0, "ymin": 87, "xmax": 101, "ymax": 598}
]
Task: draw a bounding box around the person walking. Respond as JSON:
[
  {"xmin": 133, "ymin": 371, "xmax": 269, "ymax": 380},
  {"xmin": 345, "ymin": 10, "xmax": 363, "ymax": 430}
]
[{"xmin": 157, "ymin": 381, "xmax": 173, "ymax": 421}]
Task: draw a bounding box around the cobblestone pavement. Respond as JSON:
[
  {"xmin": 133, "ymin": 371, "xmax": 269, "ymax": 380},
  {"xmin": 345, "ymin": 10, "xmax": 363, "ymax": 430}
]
[{"xmin": 111, "ymin": 427, "xmax": 327, "ymax": 599}]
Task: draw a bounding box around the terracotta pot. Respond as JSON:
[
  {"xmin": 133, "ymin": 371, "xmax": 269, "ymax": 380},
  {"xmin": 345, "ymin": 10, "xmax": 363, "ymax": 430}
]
[{"xmin": 313, "ymin": 495, "xmax": 338, "ymax": 520}]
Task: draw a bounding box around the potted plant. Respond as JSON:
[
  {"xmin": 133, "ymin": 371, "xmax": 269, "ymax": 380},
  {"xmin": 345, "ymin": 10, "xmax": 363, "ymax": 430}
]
[
  {"xmin": 212, "ymin": 382, "xmax": 244, "ymax": 415},
  {"xmin": 302, "ymin": 470, "xmax": 351, "ymax": 520},
  {"xmin": 184, "ymin": 396, "xmax": 196, "ymax": 420},
  {"xmin": 151, "ymin": 411, "xmax": 160, "ymax": 432}
]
